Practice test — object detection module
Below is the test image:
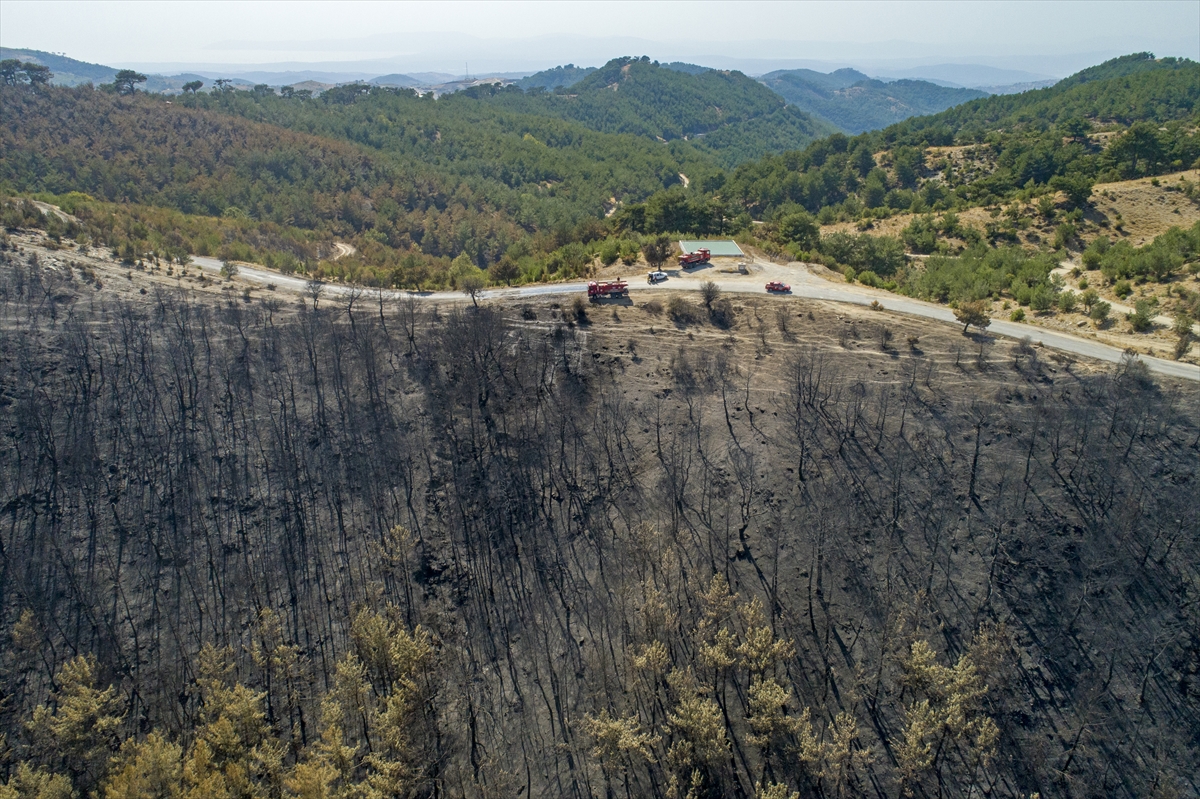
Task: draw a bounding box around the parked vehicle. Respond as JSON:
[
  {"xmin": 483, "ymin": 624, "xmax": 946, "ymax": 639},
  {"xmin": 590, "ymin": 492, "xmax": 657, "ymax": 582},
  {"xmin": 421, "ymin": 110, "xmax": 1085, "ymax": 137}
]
[
  {"xmin": 587, "ymin": 279, "xmax": 629, "ymax": 300},
  {"xmin": 765, "ymin": 281, "xmax": 791, "ymax": 293},
  {"xmin": 647, "ymin": 271, "xmax": 668, "ymax": 283},
  {"xmin": 678, "ymin": 248, "xmax": 711, "ymax": 267}
]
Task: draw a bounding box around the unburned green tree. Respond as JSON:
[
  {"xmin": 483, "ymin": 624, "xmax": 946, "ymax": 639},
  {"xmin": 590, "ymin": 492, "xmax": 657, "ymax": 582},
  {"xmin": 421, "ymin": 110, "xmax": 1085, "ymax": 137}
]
[
  {"xmin": 111, "ymin": 70, "xmax": 148, "ymax": 95},
  {"xmin": 642, "ymin": 235, "xmax": 672, "ymax": 270},
  {"xmin": 953, "ymin": 301, "xmax": 990, "ymax": 334}
]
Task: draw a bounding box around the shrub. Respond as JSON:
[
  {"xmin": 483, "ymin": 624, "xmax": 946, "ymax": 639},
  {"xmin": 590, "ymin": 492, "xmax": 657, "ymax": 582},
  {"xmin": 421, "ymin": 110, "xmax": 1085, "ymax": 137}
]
[
  {"xmin": 1128, "ymin": 300, "xmax": 1155, "ymax": 332},
  {"xmin": 1029, "ymin": 287, "xmax": 1054, "ymax": 312},
  {"xmin": 1081, "ymin": 236, "xmax": 1109, "ymax": 269},
  {"xmin": 902, "ymin": 215, "xmax": 939, "ymax": 254},
  {"xmin": 570, "ymin": 295, "xmax": 589, "ymax": 323},
  {"xmin": 668, "ymin": 296, "xmax": 702, "ymax": 325},
  {"xmin": 1057, "ymin": 291, "xmax": 1078, "ymax": 313},
  {"xmin": 1010, "ymin": 308, "xmax": 1026, "ymax": 321},
  {"xmin": 709, "ymin": 298, "xmax": 735, "ymax": 329},
  {"xmin": 1113, "ymin": 280, "xmax": 1132, "ymax": 299},
  {"xmin": 857, "ymin": 270, "xmax": 881, "ymax": 287},
  {"xmin": 598, "ymin": 239, "xmax": 620, "ymax": 266},
  {"xmin": 1053, "ymin": 221, "xmax": 1077, "ymax": 250},
  {"xmin": 1090, "ymin": 300, "xmax": 1111, "ymax": 325}
]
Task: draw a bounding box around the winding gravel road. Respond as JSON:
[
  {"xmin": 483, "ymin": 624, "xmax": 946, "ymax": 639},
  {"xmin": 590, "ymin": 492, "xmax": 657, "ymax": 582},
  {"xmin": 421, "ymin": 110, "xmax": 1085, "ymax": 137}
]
[{"xmin": 192, "ymin": 256, "xmax": 1200, "ymax": 383}]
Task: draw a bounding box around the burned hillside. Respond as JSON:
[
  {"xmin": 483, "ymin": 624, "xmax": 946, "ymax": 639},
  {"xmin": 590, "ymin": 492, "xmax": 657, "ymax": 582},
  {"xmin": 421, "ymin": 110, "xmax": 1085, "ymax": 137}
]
[{"xmin": 1, "ymin": 251, "xmax": 1198, "ymax": 798}]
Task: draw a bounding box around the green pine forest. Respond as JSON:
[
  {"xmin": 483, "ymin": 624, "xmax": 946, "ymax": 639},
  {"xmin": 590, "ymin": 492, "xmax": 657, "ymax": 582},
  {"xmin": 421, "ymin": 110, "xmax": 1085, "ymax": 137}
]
[{"xmin": 2, "ymin": 52, "xmax": 1199, "ymax": 302}]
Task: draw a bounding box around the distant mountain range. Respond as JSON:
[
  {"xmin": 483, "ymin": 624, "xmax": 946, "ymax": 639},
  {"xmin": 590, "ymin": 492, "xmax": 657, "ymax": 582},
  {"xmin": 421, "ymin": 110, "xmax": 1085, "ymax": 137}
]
[{"xmin": 1, "ymin": 46, "xmax": 1082, "ymax": 137}]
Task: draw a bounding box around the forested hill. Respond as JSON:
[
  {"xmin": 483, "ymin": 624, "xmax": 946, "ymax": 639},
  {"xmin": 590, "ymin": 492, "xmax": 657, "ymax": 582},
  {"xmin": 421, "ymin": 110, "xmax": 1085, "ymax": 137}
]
[
  {"xmin": 489, "ymin": 56, "xmax": 840, "ymax": 166},
  {"xmin": 0, "ymin": 82, "xmax": 721, "ymax": 283},
  {"xmin": 1053, "ymin": 50, "xmax": 1194, "ymax": 89},
  {"xmin": 887, "ymin": 53, "xmax": 1199, "ymax": 142},
  {"xmin": 759, "ymin": 68, "xmax": 987, "ymax": 134},
  {"xmin": 0, "ymin": 47, "xmax": 116, "ymax": 87},
  {"xmin": 515, "ymin": 64, "xmax": 597, "ymax": 91},
  {"xmin": 560, "ymin": 56, "xmax": 804, "ymax": 140},
  {"xmin": 698, "ymin": 54, "xmax": 1200, "ymax": 222}
]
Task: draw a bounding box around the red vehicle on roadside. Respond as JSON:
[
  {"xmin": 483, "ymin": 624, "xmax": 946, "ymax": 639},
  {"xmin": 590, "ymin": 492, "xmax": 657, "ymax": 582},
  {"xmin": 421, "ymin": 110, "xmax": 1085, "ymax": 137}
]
[
  {"xmin": 766, "ymin": 281, "xmax": 791, "ymax": 293},
  {"xmin": 678, "ymin": 248, "xmax": 711, "ymax": 267},
  {"xmin": 587, "ymin": 279, "xmax": 629, "ymax": 300}
]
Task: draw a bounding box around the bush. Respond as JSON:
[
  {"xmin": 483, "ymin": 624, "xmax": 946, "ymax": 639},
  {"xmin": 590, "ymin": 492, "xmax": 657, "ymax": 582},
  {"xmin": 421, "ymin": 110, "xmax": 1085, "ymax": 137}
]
[
  {"xmin": 598, "ymin": 239, "xmax": 620, "ymax": 266},
  {"xmin": 668, "ymin": 296, "xmax": 702, "ymax": 325},
  {"xmin": 1010, "ymin": 308, "xmax": 1026, "ymax": 321},
  {"xmin": 1128, "ymin": 300, "xmax": 1155, "ymax": 332},
  {"xmin": 902, "ymin": 215, "xmax": 939, "ymax": 254},
  {"xmin": 570, "ymin": 295, "xmax": 589, "ymax": 323},
  {"xmin": 1053, "ymin": 221, "xmax": 1077, "ymax": 250},
  {"xmin": 1057, "ymin": 290, "xmax": 1078, "ymax": 313},
  {"xmin": 1090, "ymin": 300, "xmax": 1111, "ymax": 325},
  {"xmin": 1029, "ymin": 287, "xmax": 1055, "ymax": 312},
  {"xmin": 709, "ymin": 298, "xmax": 735, "ymax": 329},
  {"xmin": 1113, "ymin": 280, "xmax": 1132, "ymax": 299},
  {"xmin": 1082, "ymin": 238, "xmax": 1107, "ymax": 269},
  {"xmin": 857, "ymin": 270, "xmax": 881, "ymax": 287}
]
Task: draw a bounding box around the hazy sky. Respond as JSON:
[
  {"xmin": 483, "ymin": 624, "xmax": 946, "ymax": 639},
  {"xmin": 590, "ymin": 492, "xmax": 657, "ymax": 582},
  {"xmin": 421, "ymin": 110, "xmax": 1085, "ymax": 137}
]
[{"xmin": 2, "ymin": 0, "xmax": 1197, "ymax": 75}]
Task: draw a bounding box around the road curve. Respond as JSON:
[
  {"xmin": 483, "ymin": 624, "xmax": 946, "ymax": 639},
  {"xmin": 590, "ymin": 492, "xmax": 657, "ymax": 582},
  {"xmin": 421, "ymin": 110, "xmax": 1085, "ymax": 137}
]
[{"xmin": 191, "ymin": 256, "xmax": 1200, "ymax": 383}]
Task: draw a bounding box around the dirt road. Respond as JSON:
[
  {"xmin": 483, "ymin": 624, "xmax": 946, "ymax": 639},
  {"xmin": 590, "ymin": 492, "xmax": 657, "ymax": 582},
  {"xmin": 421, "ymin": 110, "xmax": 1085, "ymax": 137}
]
[{"xmin": 191, "ymin": 255, "xmax": 1200, "ymax": 382}]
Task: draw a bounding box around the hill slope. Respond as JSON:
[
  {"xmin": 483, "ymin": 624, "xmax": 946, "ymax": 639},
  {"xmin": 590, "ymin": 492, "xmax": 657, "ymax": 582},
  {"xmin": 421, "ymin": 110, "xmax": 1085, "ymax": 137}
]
[
  {"xmin": 891, "ymin": 53, "xmax": 1200, "ymax": 140},
  {"xmin": 0, "ymin": 82, "xmax": 719, "ymax": 281},
  {"xmin": 760, "ymin": 68, "xmax": 987, "ymax": 134},
  {"xmin": 515, "ymin": 63, "xmax": 597, "ymax": 91},
  {"xmin": 0, "ymin": 47, "xmax": 117, "ymax": 86},
  {"xmin": 707, "ymin": 54, "xmax": 1200, "ymax": 222},
  {"xmin": 496, "ymin": 56, "xmax": 840, "ymax": 166},
  {"xmin": 0, "ymin": 255, "xmax": 1197, "ymax": 798}
]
